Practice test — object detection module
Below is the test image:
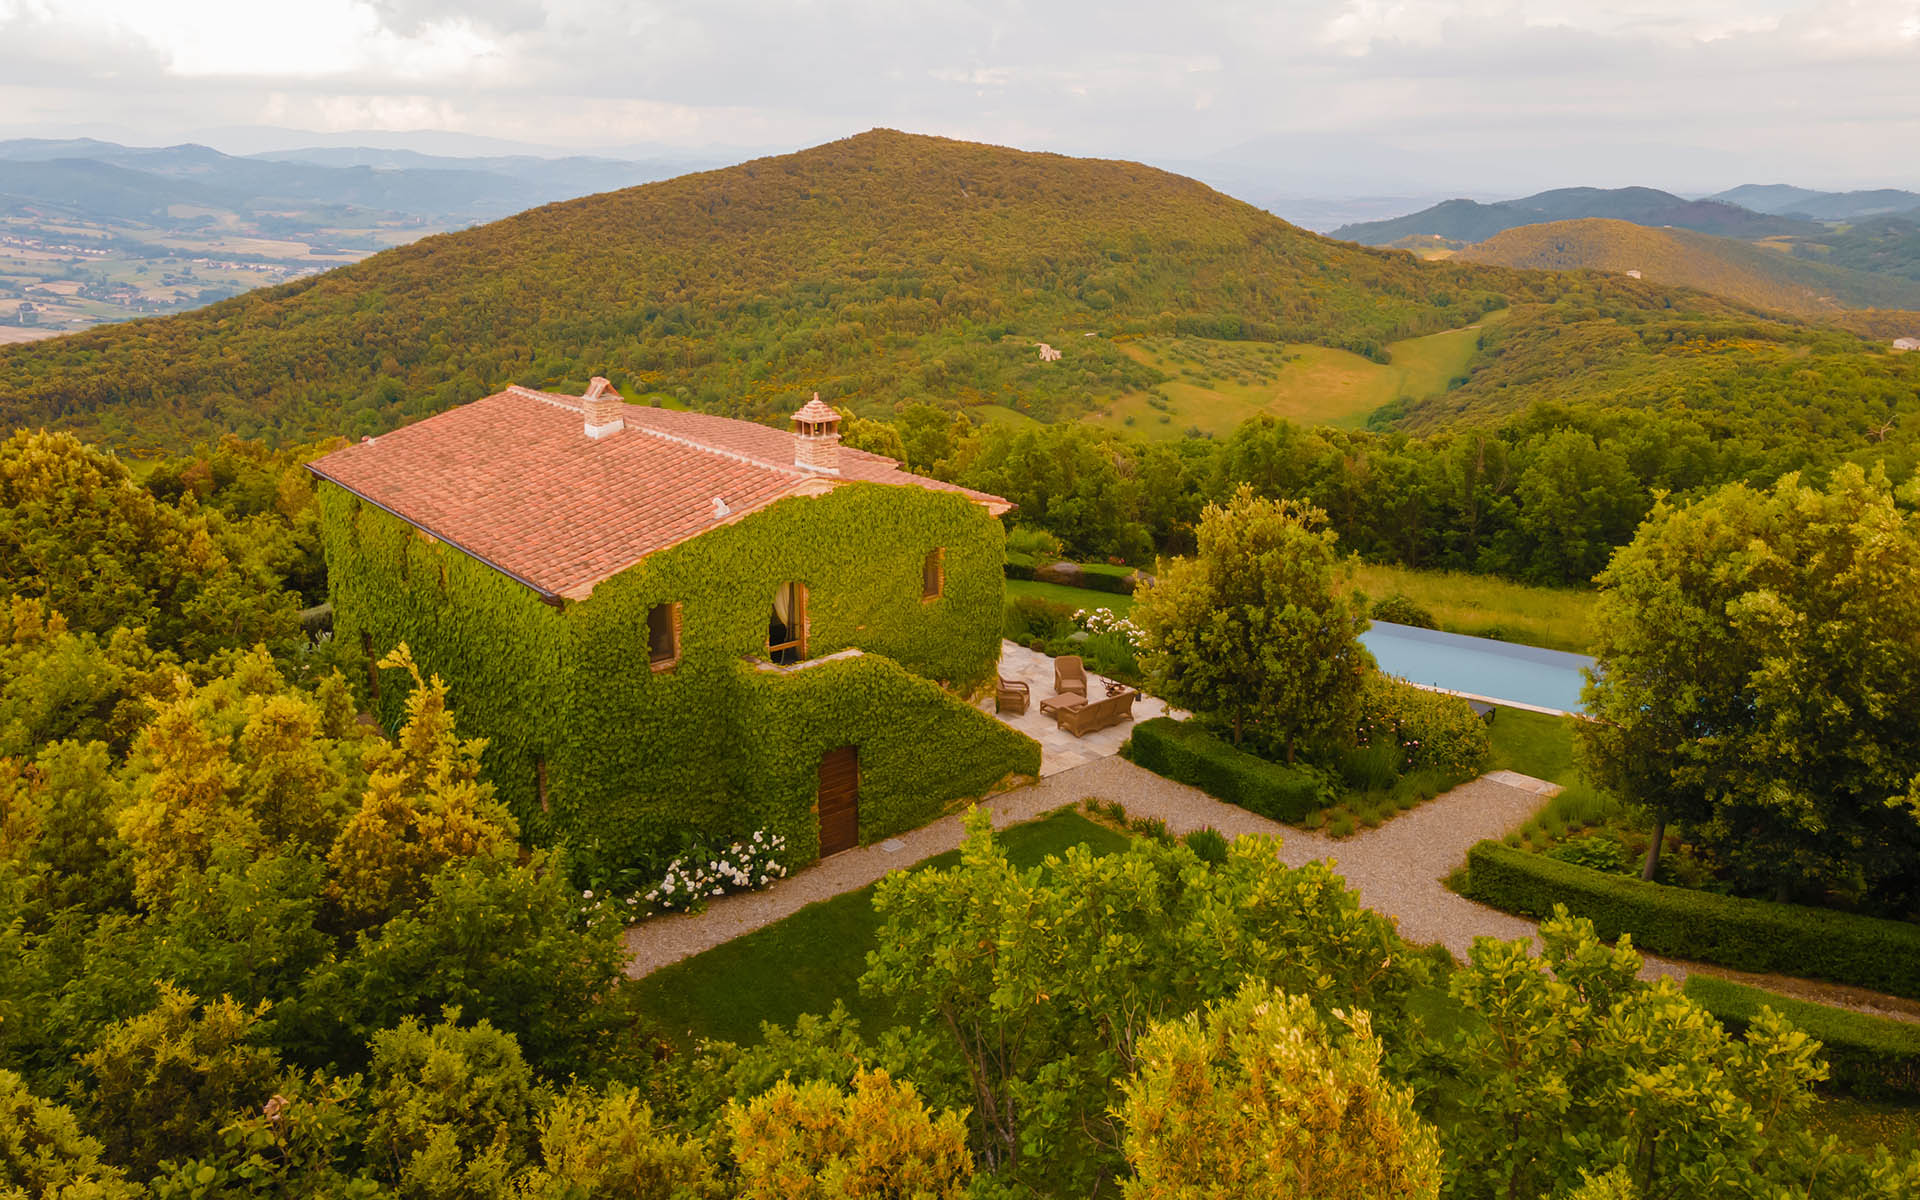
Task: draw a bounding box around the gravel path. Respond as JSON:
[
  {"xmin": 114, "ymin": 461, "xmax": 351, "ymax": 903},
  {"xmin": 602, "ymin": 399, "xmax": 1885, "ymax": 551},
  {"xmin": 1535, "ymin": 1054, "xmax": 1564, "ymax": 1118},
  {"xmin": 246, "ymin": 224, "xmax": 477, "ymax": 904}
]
[
  {"xmin": 623, "ymin": 758, "xmax": 1917, "ymax": 1022},
  {"xmin": 624, "ymin": 757, "xmax": 1600, "ymax": 979}
]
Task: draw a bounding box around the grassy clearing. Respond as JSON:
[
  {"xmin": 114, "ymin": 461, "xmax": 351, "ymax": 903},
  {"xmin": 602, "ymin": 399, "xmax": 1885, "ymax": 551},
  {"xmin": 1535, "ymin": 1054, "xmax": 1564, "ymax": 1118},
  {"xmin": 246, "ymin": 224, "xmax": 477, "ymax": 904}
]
[
  {"xmin": 1349, "ymin": 561, "xmax": 1597, "ymax": 653},
  {"xmin": 1093, "ymin": 314, "xmax": 1499, "ymax": 440},
  {"xmin": 628, "ymin": 810, "xmax": 1131, "ymax": 1048},
  {"xmin": 1005, "ymin": 578, "xmax": 1133, "ymax": 615},
  {"xmin": 966, "ymin": 403, "xmax": 1044, "ymax": 429},
  {"xmin": 1483, "ymin": 708, "xmax": 1622, "ymax": 851}
]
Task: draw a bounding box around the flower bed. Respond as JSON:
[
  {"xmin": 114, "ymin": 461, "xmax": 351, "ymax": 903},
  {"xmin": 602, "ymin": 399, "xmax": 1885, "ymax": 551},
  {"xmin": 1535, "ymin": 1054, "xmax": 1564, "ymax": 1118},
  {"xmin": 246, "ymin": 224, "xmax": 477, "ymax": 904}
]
[{"xmin": 581, "ymin": 830, "xmax": 790, "ymax": 923}]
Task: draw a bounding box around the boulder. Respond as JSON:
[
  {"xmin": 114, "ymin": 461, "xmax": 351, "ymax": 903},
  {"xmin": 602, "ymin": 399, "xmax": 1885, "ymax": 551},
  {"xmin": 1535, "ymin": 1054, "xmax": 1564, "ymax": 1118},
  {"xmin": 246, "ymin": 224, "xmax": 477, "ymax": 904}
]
[{"xmin": 1033, "ymin": 560, "xmax": 1086, "ymax": 587}]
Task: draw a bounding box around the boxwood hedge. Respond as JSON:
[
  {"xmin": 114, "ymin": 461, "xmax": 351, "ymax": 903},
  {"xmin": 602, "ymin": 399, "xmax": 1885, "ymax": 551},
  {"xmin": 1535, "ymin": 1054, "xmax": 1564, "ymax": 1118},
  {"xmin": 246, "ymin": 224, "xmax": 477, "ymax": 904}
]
[
  {"xmin": 1126, "ymin": 716, "xmax": 1333, "ymax": 822},
  {"xmin": 1683, "ymin": 976, "xmax": 1920, "ymax": 1100},
  {"xmin": 1460, "ymin": 841, "xmax": 1920, "ymax": 999}
]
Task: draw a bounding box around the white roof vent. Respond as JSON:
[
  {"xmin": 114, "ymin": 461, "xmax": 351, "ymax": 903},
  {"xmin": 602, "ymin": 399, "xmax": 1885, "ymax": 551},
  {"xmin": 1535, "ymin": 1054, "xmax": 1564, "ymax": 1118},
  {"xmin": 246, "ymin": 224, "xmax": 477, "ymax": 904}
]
[{"xmin": 712, "ymin": 496, "xmax": 731, "ymax": 519}]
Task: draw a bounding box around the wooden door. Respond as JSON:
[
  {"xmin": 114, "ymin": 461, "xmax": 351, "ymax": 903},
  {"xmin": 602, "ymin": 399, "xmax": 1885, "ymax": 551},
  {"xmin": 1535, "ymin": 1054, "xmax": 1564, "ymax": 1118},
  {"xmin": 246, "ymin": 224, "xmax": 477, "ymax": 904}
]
[{"xmin": 817, "ymin": 746, "xmax": 859, "ymax": 856}]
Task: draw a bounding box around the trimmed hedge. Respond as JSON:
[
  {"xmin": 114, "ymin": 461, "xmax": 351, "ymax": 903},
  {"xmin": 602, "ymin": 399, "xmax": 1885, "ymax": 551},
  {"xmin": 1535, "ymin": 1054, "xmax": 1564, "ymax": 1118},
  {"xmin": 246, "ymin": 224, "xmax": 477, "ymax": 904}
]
[
  {"xmin": 1460, "ymin": 841, "xmax": 1920, "ymax": 999},
  {"xmin": 1684, "ymin": 976, "xmax": 1920, "ymax": 1100},
  {"xmin": 1127, "ymin": 717, "xmax": 1332, "ymax": 822},
  {"xmin": 1001, "ymin": 556, "xmax": 1137, "ymax": 595}
]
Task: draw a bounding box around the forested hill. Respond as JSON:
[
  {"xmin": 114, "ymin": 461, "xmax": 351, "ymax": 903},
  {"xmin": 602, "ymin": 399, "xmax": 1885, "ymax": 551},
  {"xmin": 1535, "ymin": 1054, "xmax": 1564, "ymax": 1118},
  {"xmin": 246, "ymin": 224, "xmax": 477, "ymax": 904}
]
[
  {"xmin": 0, "ymin": 129, "xmax": 1510, "ymax": 452},
  {"xmin": 1455, "ymin": 218, "xmax": 1920, "ymax": 316},
  {"xmin": 1330, "ymin": 187, "xmax": 1813, "ymax": 247}
]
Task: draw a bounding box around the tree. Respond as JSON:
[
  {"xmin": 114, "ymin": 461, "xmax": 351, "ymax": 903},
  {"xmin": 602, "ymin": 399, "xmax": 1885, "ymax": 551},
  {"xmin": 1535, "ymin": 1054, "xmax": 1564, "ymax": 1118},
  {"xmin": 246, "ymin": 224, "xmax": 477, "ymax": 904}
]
[
  {"xmin": 296, "ymin": 850, "xmax": 627, "ymax": 1073},
  {"xmin": 1117, "ymin": 981, "xmax": 1440, "ymax": 1200},
  {"xmin": 0, "ymin": 1068, "xmax": 142, "ymax": 1199},
  {"xmin": 117, "ymin": 650, "xmax": 368, "ymax": 907},
  {"xmin": 513, "ymin": 1086, "xmax": 719, "ymax": 1199},
  {"xmin": 1132, "ymin": 485, "xmax": 1369, "ymax": 757},
  {"xmin": 73, "ymin": 983, "xmax": 280, "ymax": 1177},
  {"xmin": 862, "ymin": 809, "xmax": 1421, "ymax": 1192},
  {"xmin": 1580, "ymin": 466, "xmax": 1920, "ymax": 901},
  {"xmin": 362, "ymin": 1014, "xmax": 540, "ymax": 1200},
  {"xmin": 0, "ymin": 596, "xmax": 171, "ymax": 760},
  {"xmin": 327, "ymin": 646, "xmax": 516, "ymax": 927},
  {"xmin": 1425, "ymin": 909, "xmax": 1909, "ymax": 1200},
  {"xmin": 0, "ymin": 430, "xmax": 299, "ymax": 660},
  {"xmin": 726, "ymin": 1068, "xmax": 972, "ymax": 1200}
]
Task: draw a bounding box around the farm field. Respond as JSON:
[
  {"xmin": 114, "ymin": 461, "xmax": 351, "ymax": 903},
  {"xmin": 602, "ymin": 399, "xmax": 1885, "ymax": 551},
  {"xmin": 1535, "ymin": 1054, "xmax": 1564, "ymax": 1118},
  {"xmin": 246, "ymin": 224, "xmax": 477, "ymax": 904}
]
[{"xmin": 1090, "ymin": 309, "xmax": 1502, "ymax": 438}]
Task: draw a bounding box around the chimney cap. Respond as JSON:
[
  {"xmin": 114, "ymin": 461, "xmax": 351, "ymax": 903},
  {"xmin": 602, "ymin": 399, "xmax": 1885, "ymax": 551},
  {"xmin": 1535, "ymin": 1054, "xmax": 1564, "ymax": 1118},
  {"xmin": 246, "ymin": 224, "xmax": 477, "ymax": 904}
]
[{"xmin": 792, "ymin": 393, "xmax": 840, "ymax": 427}]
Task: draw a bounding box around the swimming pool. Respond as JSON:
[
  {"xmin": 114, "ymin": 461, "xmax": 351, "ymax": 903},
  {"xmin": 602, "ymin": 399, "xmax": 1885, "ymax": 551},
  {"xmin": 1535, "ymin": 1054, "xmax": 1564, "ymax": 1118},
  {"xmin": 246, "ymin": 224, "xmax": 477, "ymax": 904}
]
[{"xmin": 1358, "ymin": 621, "xmax": 1595, "ymax": 715}]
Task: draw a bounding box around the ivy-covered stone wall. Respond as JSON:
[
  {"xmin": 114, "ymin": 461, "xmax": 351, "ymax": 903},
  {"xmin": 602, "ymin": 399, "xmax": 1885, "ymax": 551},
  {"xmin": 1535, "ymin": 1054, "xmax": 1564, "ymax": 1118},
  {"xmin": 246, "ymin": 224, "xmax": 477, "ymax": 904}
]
[{"xmin": 318, "ymin": 479, "xmax": 1036, "ymax": 872}]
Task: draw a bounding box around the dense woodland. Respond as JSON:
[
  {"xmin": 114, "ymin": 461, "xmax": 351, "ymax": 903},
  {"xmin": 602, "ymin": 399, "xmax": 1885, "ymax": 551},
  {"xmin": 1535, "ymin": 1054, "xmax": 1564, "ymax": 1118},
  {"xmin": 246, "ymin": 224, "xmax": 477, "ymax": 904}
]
[{"xmin": 4, "ymin": 132, "xmax": 1920, "ymax": 1194}]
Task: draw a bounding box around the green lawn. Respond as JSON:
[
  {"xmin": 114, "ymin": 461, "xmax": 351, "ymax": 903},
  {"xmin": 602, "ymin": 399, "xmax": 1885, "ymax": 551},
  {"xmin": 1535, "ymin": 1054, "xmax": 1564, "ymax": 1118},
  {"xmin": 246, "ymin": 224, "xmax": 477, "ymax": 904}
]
[
  {"xmin": 1006, "ymin": 577, "xmax": 1134, "ymax": 615},
  {"xmin": 1349, "ymin": 561, "xmax": 1596, "ymax": 653},
  {"xmin": 1487, "ymin": 707, "xmax": 1579, "ymax": 784},
  {"xmin": 629, "ymin": 809, "xmax": 1132, "ymax": 1047},
  {"xmin": 1485, "ymin": 707, "xmax": 1620, "ymax": 848}
]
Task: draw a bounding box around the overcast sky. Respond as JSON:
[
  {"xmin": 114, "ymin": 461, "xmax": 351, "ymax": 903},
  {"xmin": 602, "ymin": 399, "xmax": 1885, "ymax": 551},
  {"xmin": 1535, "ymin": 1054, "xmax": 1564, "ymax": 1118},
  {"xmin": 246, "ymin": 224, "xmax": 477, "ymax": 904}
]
[{"xmin": 1, "ymin": 0, "xmax": 1916, "ymax": 194}]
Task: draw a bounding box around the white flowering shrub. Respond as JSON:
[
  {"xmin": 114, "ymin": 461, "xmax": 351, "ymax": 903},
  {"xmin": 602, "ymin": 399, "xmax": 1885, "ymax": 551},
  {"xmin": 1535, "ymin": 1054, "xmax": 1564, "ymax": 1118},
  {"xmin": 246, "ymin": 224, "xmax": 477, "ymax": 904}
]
[
  {"xmin": 578, "ymin": 830, "xmax": 792, "ymax": 924},
  {"xmin": 1074, "ymin": 607, "xmax": 1145, "ymax": 650}
]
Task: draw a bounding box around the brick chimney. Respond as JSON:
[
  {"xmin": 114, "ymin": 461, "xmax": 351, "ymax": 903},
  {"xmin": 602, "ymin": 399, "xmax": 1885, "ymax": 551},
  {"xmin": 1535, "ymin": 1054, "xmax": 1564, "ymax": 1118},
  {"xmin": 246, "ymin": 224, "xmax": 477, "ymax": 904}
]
[
  {"xmin": 581, "ymin": 376, "xmax": 625, "ymax": 438},
  {"xmin": 791, "ymin": 393, "xmax": 841, "ymax": 474}
]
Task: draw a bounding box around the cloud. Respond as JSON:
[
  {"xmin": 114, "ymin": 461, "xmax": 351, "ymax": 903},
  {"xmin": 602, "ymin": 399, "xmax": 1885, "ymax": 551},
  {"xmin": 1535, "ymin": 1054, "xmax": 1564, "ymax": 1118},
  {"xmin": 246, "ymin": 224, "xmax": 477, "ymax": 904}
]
[{"xmin": 0, "ymin": 0, "xmax": 1914, "ymax": 190}]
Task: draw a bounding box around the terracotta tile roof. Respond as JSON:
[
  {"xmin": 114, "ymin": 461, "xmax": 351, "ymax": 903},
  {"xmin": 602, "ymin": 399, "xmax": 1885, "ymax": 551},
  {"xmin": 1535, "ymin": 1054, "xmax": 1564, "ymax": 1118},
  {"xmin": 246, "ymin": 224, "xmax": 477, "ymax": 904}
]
[
  {"xmin": 792, "ymin": 395, "xmax": 841, "ymax": 424},
  {"xmin": 307, "ymin": 384, "xmax": 1011, "ymax": 601}
]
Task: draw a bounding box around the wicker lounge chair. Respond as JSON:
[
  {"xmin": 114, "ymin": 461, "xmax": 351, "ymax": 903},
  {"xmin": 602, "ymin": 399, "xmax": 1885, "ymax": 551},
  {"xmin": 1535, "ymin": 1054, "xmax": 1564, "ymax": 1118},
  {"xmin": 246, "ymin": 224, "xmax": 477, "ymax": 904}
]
[
  {"xmin": 1054, "ymin": 655, "xmax": 1088, "ymax": 698},
  {"xmin": 996, "ymin": 676, "xmax": 1030, "ymax": 715}
]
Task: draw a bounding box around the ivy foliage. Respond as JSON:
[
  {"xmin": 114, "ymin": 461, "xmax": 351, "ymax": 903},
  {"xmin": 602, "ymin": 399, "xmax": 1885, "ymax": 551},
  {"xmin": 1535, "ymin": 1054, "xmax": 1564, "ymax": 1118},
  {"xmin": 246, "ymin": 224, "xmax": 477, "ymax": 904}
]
[{"xmin": 320, "ymin": 476, "xmax": 1036, "ymax": 874}]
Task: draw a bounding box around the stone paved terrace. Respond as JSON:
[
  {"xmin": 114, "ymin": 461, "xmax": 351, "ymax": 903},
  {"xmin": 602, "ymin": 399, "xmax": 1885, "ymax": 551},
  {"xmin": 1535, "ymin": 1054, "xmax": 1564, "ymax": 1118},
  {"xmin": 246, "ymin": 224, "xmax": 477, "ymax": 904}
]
[{"xmin": 979, "ymin": 640, "xmax": 1182, "ymax": 774}]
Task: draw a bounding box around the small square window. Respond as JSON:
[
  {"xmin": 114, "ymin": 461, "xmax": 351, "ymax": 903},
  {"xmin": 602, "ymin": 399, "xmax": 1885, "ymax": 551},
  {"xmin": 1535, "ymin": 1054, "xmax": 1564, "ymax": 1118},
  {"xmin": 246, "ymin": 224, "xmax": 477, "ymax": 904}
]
[
  {"xmin": 922, "ymin": 548, "xmax": 945, "ymax": 600},
  {"xmin": 648, "ymin": 603, "xmax": 681, "ymax": 671}
]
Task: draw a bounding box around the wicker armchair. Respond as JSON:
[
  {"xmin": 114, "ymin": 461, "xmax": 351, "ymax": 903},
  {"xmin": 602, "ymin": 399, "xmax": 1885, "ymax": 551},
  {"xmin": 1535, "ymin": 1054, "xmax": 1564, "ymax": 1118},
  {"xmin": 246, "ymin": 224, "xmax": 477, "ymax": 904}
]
[
  {"xmin": 996, "ymin": 676, "xmax": 1031, "ymax": 715},
  {"xmin": 1054, "ymin": 655, "xmax": 1088, "ymax": 698}
]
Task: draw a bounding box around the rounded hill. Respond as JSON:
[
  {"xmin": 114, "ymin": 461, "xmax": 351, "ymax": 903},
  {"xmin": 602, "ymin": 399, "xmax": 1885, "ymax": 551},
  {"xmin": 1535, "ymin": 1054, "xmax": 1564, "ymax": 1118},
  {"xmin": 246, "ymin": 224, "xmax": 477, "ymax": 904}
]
[
  {"xmin": 1455, "ymin": 218, "xmax": 1920, "ymax": 316},
  {"xmin": 0, "ymin": 129, "xmax": 1507, "ymax": 451}
]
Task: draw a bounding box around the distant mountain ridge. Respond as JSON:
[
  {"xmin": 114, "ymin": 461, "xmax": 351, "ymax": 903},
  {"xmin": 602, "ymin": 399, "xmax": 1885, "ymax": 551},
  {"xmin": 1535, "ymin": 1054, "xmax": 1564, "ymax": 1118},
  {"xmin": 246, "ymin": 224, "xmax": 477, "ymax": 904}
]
[
  {"xmin": 0, "ymin": 137, "xmax": 712, "ymax": 225},
  {"xmin": 1331, "ymin": 187, "xmax": 1815, "ymax": 246},
  {"xmin": 1707, "ymin": 184, "xmax": 1920, "ymax": 221},
  {"xmin": 1454, "ymin": 218, "xmax": 1920, "ymax": 316}
]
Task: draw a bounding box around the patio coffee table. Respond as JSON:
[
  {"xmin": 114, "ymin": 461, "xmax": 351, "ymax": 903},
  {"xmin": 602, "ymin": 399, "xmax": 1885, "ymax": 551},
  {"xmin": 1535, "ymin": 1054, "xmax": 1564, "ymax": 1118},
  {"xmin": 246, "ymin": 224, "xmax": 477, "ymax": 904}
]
[{"xmin": 1039, "ymin": 693, "xmax": 1085, "ymax": 717}]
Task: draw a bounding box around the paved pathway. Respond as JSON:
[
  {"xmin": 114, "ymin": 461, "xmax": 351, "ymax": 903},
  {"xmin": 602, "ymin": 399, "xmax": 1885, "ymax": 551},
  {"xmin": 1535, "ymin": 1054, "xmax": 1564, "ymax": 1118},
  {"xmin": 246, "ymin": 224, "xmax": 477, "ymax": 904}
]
[
  {"xmin": 625, "ymin": 756, "xmax": 1642, "ymax": 979},
  {"xmin": 622, "ymin": 756, "xmax": 1920, "ymax": 1022}
]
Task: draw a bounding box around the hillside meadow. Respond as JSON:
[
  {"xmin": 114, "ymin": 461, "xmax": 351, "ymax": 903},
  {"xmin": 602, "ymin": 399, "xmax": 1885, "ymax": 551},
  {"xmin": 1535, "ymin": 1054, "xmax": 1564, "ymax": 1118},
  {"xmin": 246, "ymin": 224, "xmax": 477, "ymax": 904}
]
[{"xmin": 1089, "ymin": 313, "xmax": 1496, "ymax": 438}]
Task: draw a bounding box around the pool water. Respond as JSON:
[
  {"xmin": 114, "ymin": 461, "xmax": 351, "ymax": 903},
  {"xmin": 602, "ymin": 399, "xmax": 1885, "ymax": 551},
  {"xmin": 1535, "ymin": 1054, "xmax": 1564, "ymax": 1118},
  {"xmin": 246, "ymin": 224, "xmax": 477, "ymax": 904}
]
[{"xmin": 1359, "ymin": 621, "xmax": 1594, "ymax": 715}]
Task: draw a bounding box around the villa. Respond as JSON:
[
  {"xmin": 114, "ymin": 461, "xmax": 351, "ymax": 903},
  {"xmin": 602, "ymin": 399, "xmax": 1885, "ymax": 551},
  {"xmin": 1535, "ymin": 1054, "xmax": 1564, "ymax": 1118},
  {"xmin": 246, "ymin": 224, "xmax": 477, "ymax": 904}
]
[{"xmin": 308, "ymin": 380, "xmax": 1038, "ymax": 871}]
